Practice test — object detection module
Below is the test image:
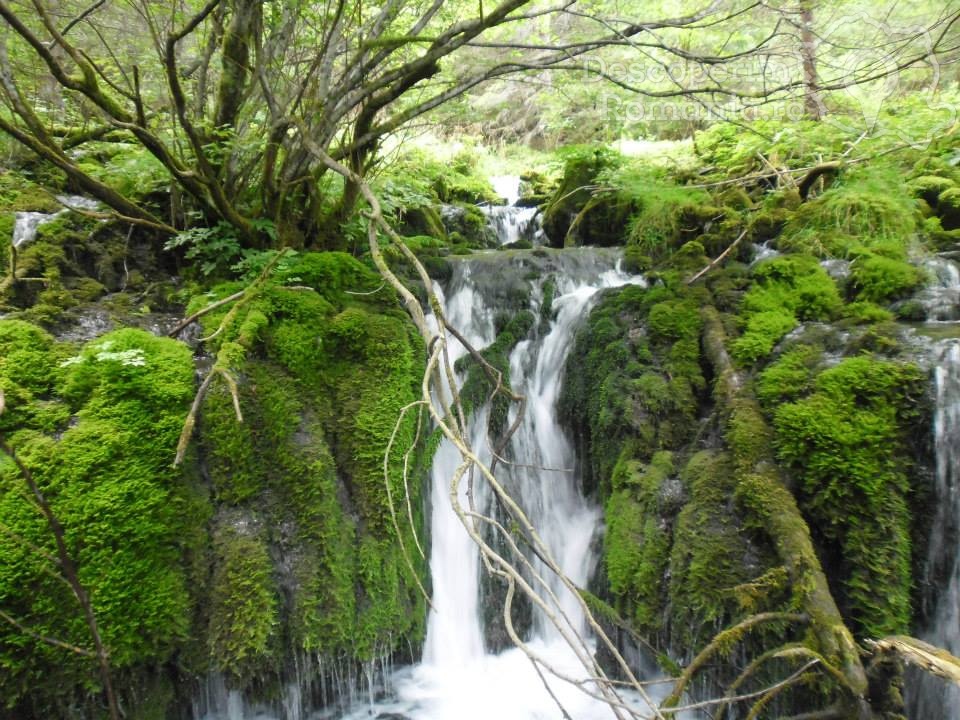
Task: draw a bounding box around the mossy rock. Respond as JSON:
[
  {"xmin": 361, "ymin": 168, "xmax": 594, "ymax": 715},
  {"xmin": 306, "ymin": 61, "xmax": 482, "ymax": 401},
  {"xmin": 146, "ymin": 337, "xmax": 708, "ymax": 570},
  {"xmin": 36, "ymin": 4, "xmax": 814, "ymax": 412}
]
[
  {"xmin": 842, "ymin": 301, "xmax": 895, "ymax": 325},
  {"xmin": 440, "ymin": 203, "xmax": 498, "ymax": 248},
  {"xmin": 542, "ymin": 147, "xmax": 623, "ymax": 247},
  {"xmin": 0, "ymin": 169, "xmax": 63, "ymax": 213},
  {"xmin": 748, "ymin": 206, "xmax": 792, "ymax": 242},
  {"xmin": 400, "ymin": 205, "xmax": 448, "ymax": 241},
  {"xmin": 732, "ymin": 255, "xmax": 841, "ymax": 365},
  {"xmin": 717, "ymin": 186, "xmax": 754, "ymax": 210},
  {"xmin": 208, "ymin": 520, "xmax": 279, "ymax": 682},
  {"xmin": 847, "ymin": 255, "xmax": 924, "ymax": 304},
  {"xmin": 623, "ymin": 245, "xmax": 652, "ymax": 273},
  {"xmin": 923, "ymin": 215, "xmax": 960, "ymax": 250},
  {"xmin": 565, "ymin": 192, "xmax": 636, "ymax": 247},
  {"xmin": 0, "ymin": 327, "xmax": 200, "ymax": 715},
  {"xmin": 768, "ymin": 355, "xmax": 925, "ymax": 636},
  {"xmin": 938, "ymin": 187, "xmax": 960, "ymax": 230},
  {"xmin": 669, "ymin": 450, "xmax": 763, "ymax": 653},
  {"xmin": 605, "ymin": 453, "xmax": 678, "ymax": 632},
  {"xmin": 907, "ymin": 175, "xmax": 956, "ymax": 207},
  {"xmin": 779, "ymin": 173, "xmax": 920, "ymax": 256}
]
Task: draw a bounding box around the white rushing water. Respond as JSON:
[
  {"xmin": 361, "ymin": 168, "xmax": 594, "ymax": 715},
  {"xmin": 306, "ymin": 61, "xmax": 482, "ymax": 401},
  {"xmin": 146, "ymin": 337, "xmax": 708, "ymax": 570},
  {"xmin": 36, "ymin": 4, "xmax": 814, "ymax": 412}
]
[
  {"xmin": 337, "ymin": 250, "xmax": 690, "ymax": 720},
  {"xmin": 481, "ymin": 175, "xmax": 544, "ymax": 246},
  {"xmin": 196, "ymin": 243, "xmax": 685, "ymax": 720},
  {"xmin": 915, "ymin": 257, "xmax": 960, "ymax": 322},
  {"xmin": 909, "ymin": 340, "xmax": 960, "ymax": 718},
  {"xmin": 11, "ymin": 195, "xmax": 100, "ymax": 249},
  {"xmin": 490, "ymin": 175, "xmax": 523, "ymax": 206}
]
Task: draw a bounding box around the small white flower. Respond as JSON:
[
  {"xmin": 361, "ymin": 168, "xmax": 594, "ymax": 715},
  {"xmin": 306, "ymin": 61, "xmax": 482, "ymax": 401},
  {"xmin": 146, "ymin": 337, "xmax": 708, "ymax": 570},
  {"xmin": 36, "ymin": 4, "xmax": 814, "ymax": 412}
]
[
  {"xmin": 59, "ymin": 356, "xmax": 84, "ymax": 367},
  {"xmin": 95, "ymin": 348, "xmax": 147, "ymax": 367}
]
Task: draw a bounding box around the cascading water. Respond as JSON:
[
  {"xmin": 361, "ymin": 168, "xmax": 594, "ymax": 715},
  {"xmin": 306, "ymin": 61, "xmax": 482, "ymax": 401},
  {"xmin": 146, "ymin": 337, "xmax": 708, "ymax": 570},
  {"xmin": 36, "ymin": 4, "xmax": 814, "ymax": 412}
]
[
  {"xmin": 480, "ymin": 175, "xmax": 544, "ymax": 246},
  {"xmin": 908, "ymin": 339, "xmax": 960, "ymax": 718},
  {"xmin": 915, "ymin": 257, "xmax": 960, "ymax": 321},
  {"xmin": 197, "ymin": 212, "xmax": 681, "ymax": 720},
  {"xmin": 10, "ymin": 195, "xmax": 99, "ymax": 249},
  {"xmin": 346, "ymin": 248, "xmax": 658, "ymax": 720}
]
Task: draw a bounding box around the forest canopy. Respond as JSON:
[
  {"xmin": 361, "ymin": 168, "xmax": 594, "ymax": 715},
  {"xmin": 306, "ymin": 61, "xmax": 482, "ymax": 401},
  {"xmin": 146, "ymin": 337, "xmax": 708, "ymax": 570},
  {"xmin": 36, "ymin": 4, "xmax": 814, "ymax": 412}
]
[{"xmin": 0, "ymin": 0, "xmax": 956, "ymax": 247}]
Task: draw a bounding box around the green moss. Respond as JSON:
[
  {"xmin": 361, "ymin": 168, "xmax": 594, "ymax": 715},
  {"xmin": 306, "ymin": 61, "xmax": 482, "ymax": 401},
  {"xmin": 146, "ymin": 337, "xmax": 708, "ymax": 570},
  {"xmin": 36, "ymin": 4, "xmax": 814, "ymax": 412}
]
[
  {"xmin": 732, "ymin": 255, "xmax": 841, "ymax": 365},
  {"xmin": 209, "ymin": 524, "xmax": 278, "ymax": 680},
  {"xmin": 457, "ymin": 310, "xmax": 534, "ymax": 437},
  {"xmin": 0, "ymin": 213, "xmax": 11, "ymax": 269},
  {"xmin": 732, "ymin": 310, "xmax": 798, "ymax": 364},
  {"xmin": 779, "ymin": 169, "xmax": 920, "ymax": 256},
  {"xmin": 938, "ymin": 187, "xmax": 960, "ymax": 230},
  {"xmin": 543, "ymin": 146, "xmax": 626, "ymax": 247},
  {"xmin": 848, "ymin": 255, "xmax": 924, "ymax": 304},
  {"xmin": 843, "ymin": 301, "xmax": 895, "ymax": 324},
  {"xmin": 767, "ymin": 356, "xmax": 925, "ymax": 636},
  {"xmin": 400, "ymin": 205, "xmax": 448, "ymax": 241},
  {"xmin": 195, "ymin": 252, "xmax": 427, "ymax": 665},
  {"xmin": 756, "ymin": 345, "xmax": 822, "ymax": 406},
  {"xmin": 648, "ymin": 299, "xmax": 701, "ymax": 340},
  {"xmin": 604, "ymin": 452, "xmax": 681, "ymax": 631},
  {"xmin": 669, "ymin": 451, "xmax": 754, "ymax": 648},
  {"xmin": 562, "ymin": 281, "xmax": 705, "ymax": 494},
  {"xmin": 606, "ymin": 162, "xmax": 712, "ymax": 260},
  {"xmin": 0, "ymin": 328, "xmax": 199, "ymax": 712},
  {"xmin": 907, "ymin": 175, "xmax": 956, "ymax": 206}
]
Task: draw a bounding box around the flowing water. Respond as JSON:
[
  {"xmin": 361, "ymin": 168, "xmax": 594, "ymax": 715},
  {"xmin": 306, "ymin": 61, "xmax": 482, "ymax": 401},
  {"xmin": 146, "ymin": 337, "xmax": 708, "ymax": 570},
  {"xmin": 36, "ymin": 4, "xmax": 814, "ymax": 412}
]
[
  {"xmin": 481, "ymin": 175, "xmax": 544, "ymax": 246},
  {"xmin": 908, "ymin": 339, "xmax": 960, "ymax": 718},
  {"xmin": 916, "ymin": 257, "xmax": 960, "ymax": 322},
  {"xmin": 10, "ymin": 195, "xmax": 99, "ymax": 249},
  {"xmin": 362, "ymin": 251, "xmax": 652, "ymax": 720},
  {"xmin": 195, "ymin": 196, "xmax": 685, "ymax": 720}
]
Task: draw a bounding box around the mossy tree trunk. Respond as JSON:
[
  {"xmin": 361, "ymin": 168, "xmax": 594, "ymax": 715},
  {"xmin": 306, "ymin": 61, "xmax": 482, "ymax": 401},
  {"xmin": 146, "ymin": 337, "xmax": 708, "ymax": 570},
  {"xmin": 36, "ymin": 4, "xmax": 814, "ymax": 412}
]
[{"xmin": 700, "ymin": 306, "xmax": 874, "ymax": 718}]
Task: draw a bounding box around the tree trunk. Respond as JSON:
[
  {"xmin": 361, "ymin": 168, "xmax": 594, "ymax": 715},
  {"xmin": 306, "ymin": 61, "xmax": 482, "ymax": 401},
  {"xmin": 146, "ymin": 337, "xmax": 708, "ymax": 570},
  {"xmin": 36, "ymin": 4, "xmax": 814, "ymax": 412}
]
[{"xmin": 800, "ymin": 1, "xmax": 822, "ymax": 120}]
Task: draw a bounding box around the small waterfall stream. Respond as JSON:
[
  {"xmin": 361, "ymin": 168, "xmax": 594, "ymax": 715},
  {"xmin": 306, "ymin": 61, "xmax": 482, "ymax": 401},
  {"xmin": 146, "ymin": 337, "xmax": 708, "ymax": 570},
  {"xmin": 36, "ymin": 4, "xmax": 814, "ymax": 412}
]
[
  {"xmin": 348, "ymin": 249, "xmax": 655, "ymax": 720},
  {"xmin": 10, "ymin": 195, "xmax": 99, "ymax": 249},
  {"xmin": 480, "ymin": 175, "xmax": 544, "ymax": 246},
  {"xmin": 909, "ymin": 339, "xmax": 960, "ymax": 718},
  {"xmin": 916, "ymin": 257, "xmax": 960, "ymax": 321}
]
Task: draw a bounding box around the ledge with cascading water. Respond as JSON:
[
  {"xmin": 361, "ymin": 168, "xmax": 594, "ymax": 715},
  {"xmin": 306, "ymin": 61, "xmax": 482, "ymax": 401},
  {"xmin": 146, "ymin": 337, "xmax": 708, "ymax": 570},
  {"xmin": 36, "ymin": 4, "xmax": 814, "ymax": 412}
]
[
  {"xmin": 336, "ymin": 178, "xmax": 689, "ymax": 720},
  {"xmin": 193, "ymin": 178, "xmax": 688, "ymax": 720}
]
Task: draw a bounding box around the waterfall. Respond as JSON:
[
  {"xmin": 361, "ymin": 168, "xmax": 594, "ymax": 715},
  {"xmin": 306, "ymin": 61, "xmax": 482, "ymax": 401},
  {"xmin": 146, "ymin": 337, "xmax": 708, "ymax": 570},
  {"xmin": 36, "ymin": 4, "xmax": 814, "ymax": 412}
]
[
  {"xmin": 908, "ymin": 339, "xmax": 960, "ymax": 718},
  {"xmin": 916, "ymin": 257, "xmax": 960, "ymax": 321},
  {"xmin": 341, "ymin": 246, "xmax": 680, "ymax": 720},
  {"xmin": 194, "ymin": 242, "xmax": 676, "ymax": 719},
  {"xmin": 480, "ymin": 175, "xmax": 544, "ymax": 246},
  {"xmin": 10, "ymin": 196, "xmax": 99, "ymax": 249}
]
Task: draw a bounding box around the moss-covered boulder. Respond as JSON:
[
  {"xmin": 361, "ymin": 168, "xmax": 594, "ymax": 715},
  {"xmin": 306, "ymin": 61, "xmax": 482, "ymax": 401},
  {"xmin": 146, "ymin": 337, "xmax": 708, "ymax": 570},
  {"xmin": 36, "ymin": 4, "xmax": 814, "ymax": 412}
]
[
  {"xmin": 0, "ymin": 325, "xmax": 200, "ymax": 717},
  {"xmin": 764, "ymin": 355, "xmax": 925, "ymax": 636},
  {"xmin": 192, "ymin": 251, "xmax": 428, "ymax": 680},
  {"xmin": 907, "ymin": 175, "xmax": 956, "ymax": 207},
  {"xmin": 542, "ymin": 147, "xmax": 626, "ymax": 247},
  {"xmin": 439, "ymin": 203, "xmax": 498, "ymax": 249},
  {"xmin": 938, "ymin": 187, "xmax": 960, "ymax": 230}
]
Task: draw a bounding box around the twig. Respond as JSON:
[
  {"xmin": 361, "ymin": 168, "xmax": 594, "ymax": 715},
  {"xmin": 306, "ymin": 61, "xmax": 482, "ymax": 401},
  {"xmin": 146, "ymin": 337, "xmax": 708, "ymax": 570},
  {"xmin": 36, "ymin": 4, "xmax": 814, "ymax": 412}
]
[
  {"xmin": 686, "ymin": 228, "xmax": 748, "ymax": 285},
  {"xmin": 167, "ymin": 289, "xmax": 245, "ymax": 337},
  {"xmin": 0, "ymin": 608, "xmax": 95, "ymax": 657}
]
